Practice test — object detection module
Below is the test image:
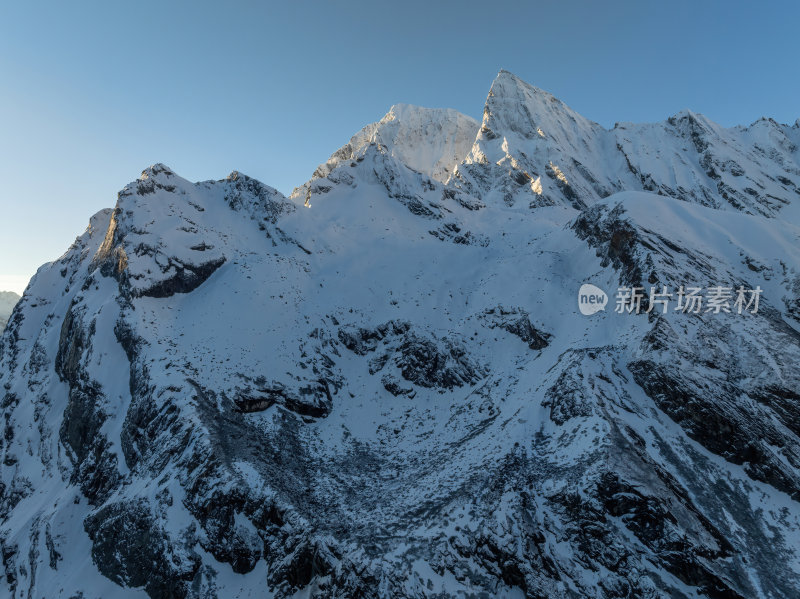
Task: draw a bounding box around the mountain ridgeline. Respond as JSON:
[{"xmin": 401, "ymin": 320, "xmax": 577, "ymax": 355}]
[{"xmin": 1, "ymin": 71, "xmax": 800, "ymax": 598}]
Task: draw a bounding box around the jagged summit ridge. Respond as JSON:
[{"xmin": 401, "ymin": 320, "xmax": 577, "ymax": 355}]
[
  {"xmin": 290, "ymin": 70, "xmax": 799, "ymax": 218},
  {"xmin": 449, "ymin": 70, "xmax": 800, "ymax": 215}
]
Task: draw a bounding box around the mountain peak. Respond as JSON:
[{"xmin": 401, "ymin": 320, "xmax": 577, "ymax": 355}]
[
  {"xmin": 293, "ymin": 103, "xmax": 479, "ymax": 198},
  {"xmin": 669, "ymin": 108, "xmax": 714, "ymax": 126},
  {"xmin": 479, "ymin": 71, "xmax": 601, "ymax": 144},
  {"xmin": 139, "ymin": 163, "xmax": 175, "ymax": 180},
  {"xmin": 494, "ymin": 68, "xmax": 530, "ymax": 83},
  {"xmin": 462, "ymin": 71, "xmax": 604, "ymax": 194},
  {"xmin": 488, "ymin": 69, "xmax": 574, "ymax": 112}
]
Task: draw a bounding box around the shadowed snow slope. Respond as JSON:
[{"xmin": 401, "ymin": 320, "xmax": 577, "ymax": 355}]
[{"xmin": 1, "ymin": 72, "xmax": 800, "ymax": 599}]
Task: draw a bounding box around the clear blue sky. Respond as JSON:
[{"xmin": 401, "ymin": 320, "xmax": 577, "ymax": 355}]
[{"xmin": 1, "ymin": 0, "xmax": 798, "ymax": 294}]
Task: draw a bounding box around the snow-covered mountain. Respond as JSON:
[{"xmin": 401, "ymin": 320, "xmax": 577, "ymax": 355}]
[
  {"xmin": 0, "ymin": 292, "xmax": 20, "ymax": 332},
  {"xmin": 450, "ymin": 70, "xmax": 800, "ymax": 217},
  {"xmin": 291, "ymin": 103, "xmax": 479, "ymax": 207},
  {"xmin": 1, "ymin": 71, "xmax": 800, "ymax": 599}
]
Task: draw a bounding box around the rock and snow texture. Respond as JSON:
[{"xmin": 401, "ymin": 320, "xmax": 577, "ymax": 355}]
[
  {"xmin": 451, "ymin": 70, "xmax": 800, "ymax": 216},
  {"xmin": 1, "ymin": 71, "xmax": 800, "ymax": 599},
  {"xmin": 0, "ymin": 292, "xmax": 19, "ymax": 332},
  {"xmin": 291, "ymin": 104, "xmax": 479, "ymax": 206},
  {"xmin": 343, "ymin": 104, "xmax": 480, "ymax": 183}
]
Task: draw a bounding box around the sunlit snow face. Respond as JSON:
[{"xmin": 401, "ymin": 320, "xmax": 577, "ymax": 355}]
[{"xmin": 578, "ymin": 283, "xmax": 608, "ymax": 315}]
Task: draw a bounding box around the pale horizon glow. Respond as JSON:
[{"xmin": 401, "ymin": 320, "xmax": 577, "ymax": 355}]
[
  {"xmin": 2, "ymin": 0, "xmax": 799, "ymax": 295},
  {"xmin": 0, "ymin": 275, "xmax": 32, "ymax": 296}
]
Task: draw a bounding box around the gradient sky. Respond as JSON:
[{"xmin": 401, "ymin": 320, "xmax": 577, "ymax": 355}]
[{"xmin": 1, "ymin": 0, "xmax": 798, "ymax": 294}]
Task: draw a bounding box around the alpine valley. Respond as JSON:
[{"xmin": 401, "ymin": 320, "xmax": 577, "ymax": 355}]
[{"xmin": 1, "ymin": 71, "xmax": 800, "ymax": 599}]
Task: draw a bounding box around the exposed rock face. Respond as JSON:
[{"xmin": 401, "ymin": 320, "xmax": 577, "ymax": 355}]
[
  {"xmin": 1, "ymin": 72, "xmax": 800, "ymax": 598},
  {"xmin": 480, "ymin": 306, "xmax": 551, "ymax": 350},
  {"xmin": 339, "ymin": 320, "xmax": 487, "ymax": 395}
]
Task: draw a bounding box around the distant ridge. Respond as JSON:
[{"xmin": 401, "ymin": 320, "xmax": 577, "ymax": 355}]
[{"xmin": 0, "ymin": 290, "xmax": 20, "ymax": 331}]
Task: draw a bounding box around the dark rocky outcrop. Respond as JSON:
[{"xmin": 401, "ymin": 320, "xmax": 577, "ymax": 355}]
[
  {"xmin": 339, "ymin": 321, "xmax": 487, "ymax": 391},
  {"xmin": 85, "ymin": 499, "xmax": 200, "ymax": 599},
  {"xmin": 481, "ymin": 306, "xmax": 551, "ymax": 350}
]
